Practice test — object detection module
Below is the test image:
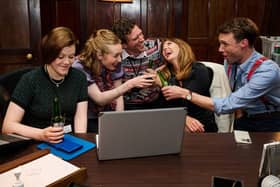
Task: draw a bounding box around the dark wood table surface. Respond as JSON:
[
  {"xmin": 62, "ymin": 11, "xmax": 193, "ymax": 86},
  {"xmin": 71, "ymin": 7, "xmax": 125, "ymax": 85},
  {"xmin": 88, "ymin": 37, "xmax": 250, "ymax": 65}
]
[{"xmin": 1, "ymin": 132, "xmax": 280, "ymax": 187}]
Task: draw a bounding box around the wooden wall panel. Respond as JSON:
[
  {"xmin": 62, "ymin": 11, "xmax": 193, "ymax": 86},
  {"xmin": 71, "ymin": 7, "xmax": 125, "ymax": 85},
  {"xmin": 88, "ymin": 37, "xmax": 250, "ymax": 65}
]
[
  {"xmin": 56, "ymin": 0, "xmax": 81, "ymax": 36},
  {"xmin": 120, "ymin": 1, "xmax": 141, "ymax": 26},
  {"xmin": 237, "ymin": 0, "xmax": 266, "ymax": 25},
  {"xmin": 267, "ymin": 0, "xmax": 280, "ymax": 35},
  {"xmin": 86, "ymin": 0, "xmax": 122, "ymax": 41},
  {"xmin": 173, "ymin": 0, "xmax": 186, "ymax": 38},
  {"xmin": 2, "ymin": 0, "xmax": 280, "ymax": 74},
  {"xmin": 40, "ymin": 0, "xmax": 81, "ymax": 47},
  {"xmin": 90, "ymin": 1, "xmax": 115, "ymax": 30},
  {"xmin": 186, "ymin": 0, "xmax": 209, "ymax": 60},
  {"xmin": 86, "ymin": 0, "xmax": 143, "ymax": 44},
  {"xmin": 86, "ymin": 0, "xmax": 173, "ymax": 39},
  {"xmin": 207, "ymin": 0, "xmax": 236, "ymax": 62},
  {"xmin": 208, "ymin": 0, "xmax": 236, "ymax": 39},
  {"xmin": 0, "ymin": 0, "xmax": 41, "ymax": 74},
  {"xmin": 187, "ymin": 0, "xmax": 209, "ymax": 38},
  {"xmin": 145, "ymin": 0, "xmax": 171, "ymax": 37},
  {"xmin": 0, "ymin": 0, "xmax": 30, "ymax": 48},
  {"xmin": 85, "ymin": 0, "xmax": 96, "ymax": 36},
  {"xmin": 39, "ymin": 0, "xmax": 280, "ymax": 64},
  {"xmin": 236, "ymin": 0, "xmax": 266, "ymax": 52},
  {"xmin": 40, "ymin": 0, "xmax": 55, "ymax": 36}
]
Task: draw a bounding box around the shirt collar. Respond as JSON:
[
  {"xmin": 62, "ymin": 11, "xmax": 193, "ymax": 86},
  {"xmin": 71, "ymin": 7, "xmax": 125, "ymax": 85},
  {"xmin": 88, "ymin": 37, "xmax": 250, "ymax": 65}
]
[
  {"xmin": 122, "ymin": 49, "xmax": 147, "ymax": 60},
  {"xmin": 239, "ymin": 50, "xmax": 262, "ymax": 72}
]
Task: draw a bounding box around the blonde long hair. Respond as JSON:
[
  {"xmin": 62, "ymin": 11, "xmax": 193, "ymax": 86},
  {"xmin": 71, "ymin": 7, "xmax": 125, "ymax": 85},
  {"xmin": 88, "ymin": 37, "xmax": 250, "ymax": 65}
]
[
  {"xmin": 161, "ymin": 38, "xmax": 196, "ymax": 80},
  {"xmin": 79, "ymin": 29, "xmax": 121, "ymax": 76}
]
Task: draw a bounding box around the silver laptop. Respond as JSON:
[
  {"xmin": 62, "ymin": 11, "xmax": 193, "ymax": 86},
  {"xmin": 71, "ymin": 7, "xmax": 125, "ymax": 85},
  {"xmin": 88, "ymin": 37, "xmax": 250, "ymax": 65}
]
[{"xmin": 96, "ymin": 107, "xmax": 186, "ymax": 160}]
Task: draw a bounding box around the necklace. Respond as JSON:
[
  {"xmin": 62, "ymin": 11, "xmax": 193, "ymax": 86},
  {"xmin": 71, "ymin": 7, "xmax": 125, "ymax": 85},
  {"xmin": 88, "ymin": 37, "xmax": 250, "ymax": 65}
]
[
  {"xmin": 44, "ymin": 65, "xmax": 65, "ymax": 87},
  {"xmin": 49, "ymin": 77, "xmax": 65, "ymax": 87},
  {"xmin": 127, "ymin": 57, "xmax": 143, "ymax": 76}
]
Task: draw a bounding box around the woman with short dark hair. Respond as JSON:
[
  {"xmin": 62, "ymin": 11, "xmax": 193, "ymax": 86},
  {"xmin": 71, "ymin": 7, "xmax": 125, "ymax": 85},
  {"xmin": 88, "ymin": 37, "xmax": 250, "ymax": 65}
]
[{"xmin": 2, "ymin": 27, "xmax": 88, "ymax": 143}]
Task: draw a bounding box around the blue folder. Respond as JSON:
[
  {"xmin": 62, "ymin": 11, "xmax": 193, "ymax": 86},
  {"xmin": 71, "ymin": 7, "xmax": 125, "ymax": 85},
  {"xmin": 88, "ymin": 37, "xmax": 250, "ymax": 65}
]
[{"xmin": 37, "ymin": 134, "xmax": 96, "ymax": 160}]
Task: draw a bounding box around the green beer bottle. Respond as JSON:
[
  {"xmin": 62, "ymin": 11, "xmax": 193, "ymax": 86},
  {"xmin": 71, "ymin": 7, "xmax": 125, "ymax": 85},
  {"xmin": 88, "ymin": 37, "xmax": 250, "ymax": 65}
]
[
  {"xmin": 157, "ymin": 70, "xmax": 168, "ymax": 87},
  {"xmin": 52, "ymin": 96, "xmax": 64, "ymax": 127}
]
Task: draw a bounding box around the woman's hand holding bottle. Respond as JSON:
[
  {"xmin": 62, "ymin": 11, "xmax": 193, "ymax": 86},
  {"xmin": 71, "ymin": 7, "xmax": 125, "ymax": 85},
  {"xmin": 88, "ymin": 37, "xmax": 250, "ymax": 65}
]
[
  {"xmin": 41, "ymin": 126, "xmax": 64, "ymax": 143},
  {"xmin": 42, "ymin": 96, "xmax": 64, "ymax": 143}
]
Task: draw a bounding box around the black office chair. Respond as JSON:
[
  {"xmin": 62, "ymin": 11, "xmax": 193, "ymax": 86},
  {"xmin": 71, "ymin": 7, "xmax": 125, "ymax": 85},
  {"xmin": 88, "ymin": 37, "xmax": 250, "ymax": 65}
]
[
  {"xmin": 0, "ymin": 85, "xmax": 9, "ymax": 125},
  {"xmin": 0, "ymin": 67, "xmax": 34, "ymax": 128}
]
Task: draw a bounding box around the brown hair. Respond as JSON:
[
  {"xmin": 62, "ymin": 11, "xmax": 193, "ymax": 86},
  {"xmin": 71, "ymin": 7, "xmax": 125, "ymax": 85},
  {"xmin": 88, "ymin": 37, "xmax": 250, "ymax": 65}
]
[
  {"xmin": 112, "ymin": 18, "xmax": 136, "ymax": 44},
  {"xmin": 41, "ymin": 27, "xmax": 77, "ymax": 64},
  {"xmin": 79, "ymin": 29, "xmax": 121, "ymax": 76},
  {"xmin": 161, "ymin": 38, "xmax": 196, "ymax": 81},
  {"xmin": 218, "ymin": 17, "xmax": 259, "ymax": 47}
]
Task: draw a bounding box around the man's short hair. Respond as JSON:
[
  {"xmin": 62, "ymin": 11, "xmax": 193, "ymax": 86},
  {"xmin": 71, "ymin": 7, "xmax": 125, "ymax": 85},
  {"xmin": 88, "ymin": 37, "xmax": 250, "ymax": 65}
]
[
  {"xmin": 112, "ymin": 18, "xmax": 136, "ymax": 44},
  {"xmin": 218, "ymin": 17, "xmax": 259, "ymax": 47}
]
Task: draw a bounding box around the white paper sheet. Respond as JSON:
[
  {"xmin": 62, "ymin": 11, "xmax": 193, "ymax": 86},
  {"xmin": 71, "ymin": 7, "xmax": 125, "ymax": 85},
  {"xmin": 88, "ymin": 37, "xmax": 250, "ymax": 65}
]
[
  {"xmin": 234, "ymin": 130, "xmax": 252, "ymax": 144},
  {"xmin": 0, "ymin": 153, "xmax": 79, "ymax": 187}
]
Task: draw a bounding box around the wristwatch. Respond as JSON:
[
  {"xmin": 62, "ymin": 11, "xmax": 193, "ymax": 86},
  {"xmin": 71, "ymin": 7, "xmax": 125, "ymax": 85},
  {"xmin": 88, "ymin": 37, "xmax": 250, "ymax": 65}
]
[{"xmin": 185, "ymin": 90, "xmax": 192, "ymax": 101}]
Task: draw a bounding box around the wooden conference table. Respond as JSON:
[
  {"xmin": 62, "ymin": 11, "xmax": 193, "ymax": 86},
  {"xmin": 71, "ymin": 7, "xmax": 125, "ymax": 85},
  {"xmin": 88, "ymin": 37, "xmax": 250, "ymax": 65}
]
[{"xmin": 1, "ymin": 132, "xmax": 280, "ymax": 187}]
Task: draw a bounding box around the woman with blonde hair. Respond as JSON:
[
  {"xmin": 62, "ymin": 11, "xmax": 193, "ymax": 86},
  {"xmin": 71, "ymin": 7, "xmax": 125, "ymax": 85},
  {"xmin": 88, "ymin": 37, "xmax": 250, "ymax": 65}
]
[
  {"xmin": 73, "ymin": 29, "xmax": 154, "ymax": 132},
  {"xmin": 157, "ymin": 38, "xmax": 217, "ymax": 132}
]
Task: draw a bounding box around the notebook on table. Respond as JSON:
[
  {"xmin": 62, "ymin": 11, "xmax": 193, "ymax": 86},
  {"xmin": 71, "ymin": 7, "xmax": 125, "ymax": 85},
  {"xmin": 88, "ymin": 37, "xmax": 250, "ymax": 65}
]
[
  {"xmin": 37, "ymin": 134, "xmax": 96, "ymax": 161},
  {"xmin": 96, "ymin": 107, "xmax": 186, "ymax": 160}
]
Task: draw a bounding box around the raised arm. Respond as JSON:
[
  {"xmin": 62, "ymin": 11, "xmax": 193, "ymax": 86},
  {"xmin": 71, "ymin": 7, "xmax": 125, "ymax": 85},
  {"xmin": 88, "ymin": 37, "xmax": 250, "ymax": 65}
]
[
  {"xmin": 161, "ymin": 86, "xmax": 215, "ymax": 111},
  {"xmin": 87, "ymin": 74, "xmax": 155, "ymax": 106}
]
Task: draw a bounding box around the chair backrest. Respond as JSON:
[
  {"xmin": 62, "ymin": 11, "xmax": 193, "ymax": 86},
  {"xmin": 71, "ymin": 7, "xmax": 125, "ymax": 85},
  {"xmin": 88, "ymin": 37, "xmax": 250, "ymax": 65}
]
[
  {"xmin": 0, "ymin": 67, "xmax": 34, "ymax": 120},
  {"xmin": 0, "ymin": 67, "xmax": 34, "ymax": 94},
  {"xmin": 0, "ymin": 85, "xmax": 9, "ymax": 128},
  {"xmin": 199, "ymin": 61, "xmax": 234, "ymax": 132}
]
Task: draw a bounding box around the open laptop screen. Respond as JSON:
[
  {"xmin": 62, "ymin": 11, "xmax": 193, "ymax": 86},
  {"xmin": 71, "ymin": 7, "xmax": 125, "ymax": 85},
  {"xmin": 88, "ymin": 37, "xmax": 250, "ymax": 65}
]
[{"xmin": 97, "ymin": 107, "xmax": 186, "ymax": 160}]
